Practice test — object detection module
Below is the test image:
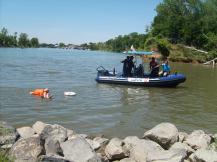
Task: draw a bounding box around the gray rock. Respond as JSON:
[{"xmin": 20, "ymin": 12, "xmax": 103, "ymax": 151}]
[
  {"xmin": 38, "ymin": 155, "xmax": 70, "ymax": 162},
  {"xmin": 184, "ymin": 130, "xmax": 211, "ymax": 150},
  {"xmin": 105, "ymin": 138, "xmax": 126, "ymax": 160},
  {"xmin": 44, "ymin": 138, "xmax": 63, "ymax": 156},
  {"xmin": 32, "ymin": 121, "xmax": 49, "ymax": 135},
  {"xmin": 86, "ymin": 138, "xmax": 101, "ymax": 150},
  {"xmin": 78, "ymin": 133, "xmax": 88, "ymax": 138},
  {"xmin": 178, "ymin": 132, "xmax": 188, "ymax": 142},
  {"xmin": 67, "ymin": 133, "xmax": 88, "ymax": 140},
  {"xmin": 123, "ymin": 136, "xmax": 163, "ymax": 162},
  {"xmin": 124, "ymin": 136, "xmax": 187, "ymax": 162},
  {"xmin": 40, "ymin": 124, "xmax": 67, "ymax": 143},
  {"xmin": 189, "ymin": 148, "xmax": 217, "ymax": 162},
  {"xmin": 66, "ymin": 129, "xmax": 75, "ymax": 137},
  {"xmin": 120, "ymin": 158, "xmax": 136, "ymax": 162},
  {"xmin": 170, "ymin": 142, "xmax": 194, "ymax": 155},
  {"xmin": 96, "ymin": 153, "xmax": 109, "ymax": 162},
  {"xmin": 0, "ymin": 121, "xmax": 18, "ymax": 147},
  {"xmin": 93, "ymin": 137, "xmax": 109, "ymax": 147},
  {"xmin": 17, "ymin": 126, "xmax": 35, "ymax": 138},
  {"xmin": 143, "ymin": 122, "xmax": 178, "ymax": 149},
  {"xmin": 10, "ymin": 136, "xmax": 44, "ymax": 162},
  {"xmin": 1, "ymin": 143, "xmax": 13, "ymax": 149},
  {"xmin": 146, "ymin": 149, "xmax": 187, "ymax": 162},
  {"xmin": 184, "ymin": 160, "xmax": 190, "ymax": 162},
  {"xmin": 60, "ymin": 136, "xmax": 101, "ymax": 162}
]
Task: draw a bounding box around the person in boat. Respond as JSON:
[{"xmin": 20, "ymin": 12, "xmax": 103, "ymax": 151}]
[
  {"xmin": 30, "ymin": 88, "xmax": 52, "ymax": 99},
  {"xmin": 121, "ymin": 56, "xmax": 130, "ymax": 77},
  {"xmin": 127, "ymin": 56, "xmax": 135, "ymax": 77},
  {"xmin": 161, "ymin": 59, "xmax": 171, "ymax": 76},
  {"xmin": 149, "ymin": 57, "xmax": 159, "ymax": 77}
]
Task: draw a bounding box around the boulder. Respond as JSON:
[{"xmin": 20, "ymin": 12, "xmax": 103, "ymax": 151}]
[
  {"xmin": 189, "ymin": 148, "xmax": 217, "ymax": 162},
  {"xmin": 93, "ymin": 137, "xmax": 109, "ymax": 147},
  {"xmin": 10, "ymin": 136, "xmax": 44, "ymax": 162},
  {"xmin": 44, "ymin": 138, "xmax": 63, "ymax": 156},
  {"xmin": 146, "ymin": 149, "xmax": 187, "ymax": 162},
  {"xmin": 120, "ymin": 158, "xmax": 136, "ymax": 162},
  {"xmin": 96, "ymin": 153, "xmax": 109, "ymax": 162},
  {"xmin": 123, "ymin": 136, "xmax": 186, "ymax": 162},
  {"xmin": 38, "ymin": 154, "xmax": 70, "ymax": 162},
  {"xmin": 123, "ymin": 136, "xmax": 163, "ymax": 162},
  {"xmin": 60, "ymin": 136, "xmax": 101, "ymax": 162},
  {"xmin": 66, "ymin": 129, "xmax": 74, "ymax": 138},
  {"xmin": 0, "ymin": 121, "xmax": 18, "ymax": 148},
  {"xmin": 40, "ymin": 124, "xmax": 67, "ymax": 143},
  {"xmin": 32, "ymin": 121, "xmax": 49, "ymax": 135},
  {"xmin": 143, "ymin": 123, "xmax": 178, "ymax": 149},
  {"xmin": 0, "ymin": 143, "xmax": 13, "ymax": 149},
  {"xmin": 184, "ymin": 130, "xmax": 211, "ymax": 150},
  {"xmin": 170, "ymin": 142, "xmax": 194, "ymax": 155},
  {"xmin": 105, "ymin": 138, "xmax": 126, "ymax": 160},
  {"xmin": 67, "ymin": 133, "xmax": 88, "ymax": 140},
  {"xmin": 178, "ymin": 132, "xmax": 188, "ymax": 142},
  {"xmin": 86, "ymin": 138, "xmax": 101, "ymax": 150},
  {"xmin": 17, "ymin": 126, "xmax": 35, "ymax": 138}
]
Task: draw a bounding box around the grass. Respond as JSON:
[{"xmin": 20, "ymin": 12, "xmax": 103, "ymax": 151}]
[
  {"xmin": 0, "ymin": 150, "xmax": 13, "ymax": 162},
  {"xmin": 0, "ymin": 125, "xmax": 14, "ymax": 136}
]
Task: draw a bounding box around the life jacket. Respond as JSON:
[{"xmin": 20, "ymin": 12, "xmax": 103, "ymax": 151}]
[{"xmin": 31, "ymin": 89, "xmax": 45, "ymax": 97}]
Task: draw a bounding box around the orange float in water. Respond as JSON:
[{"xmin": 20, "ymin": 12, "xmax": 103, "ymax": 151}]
[{"xmin": 30, "ymin": 88, "xmax": 50, "ymax": 98}]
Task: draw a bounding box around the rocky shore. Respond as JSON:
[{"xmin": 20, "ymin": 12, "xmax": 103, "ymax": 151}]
[{"xmin": 0, "ymin": 121, "xmax": 217, "ymax": 162}]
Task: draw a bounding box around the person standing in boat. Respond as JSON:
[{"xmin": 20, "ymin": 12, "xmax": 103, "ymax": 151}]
[
  {"xmin": 149, "ymin": 57, "xmax": 159, "ymax": 77},
  {"xmin": 127, "ymin": 56, "xmax": 134, "ymax": 77},
  {"xmin": 121, "ymin": 56, "xmax": 130, "ymax": 77}
]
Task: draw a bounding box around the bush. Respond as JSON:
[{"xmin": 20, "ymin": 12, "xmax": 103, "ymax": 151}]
[
  {"xmin": 157, "ymin": 39, "xmax": 170, "ymax": 59},
  {"xmin": 207, "ymin": 50, "xmax": 217, "ymax": 60},
  {"xmin": 144, "ymin": 37, "xmax": 158, "ymax": 50}
]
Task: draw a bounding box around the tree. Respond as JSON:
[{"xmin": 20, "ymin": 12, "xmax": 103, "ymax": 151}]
[
  {"xmin": 59, "ymin": 42, "xmax": 65, "ymax": 48},
  {"xmin": 18, "ymin": 33, "xmax": 30, "ymax": 47},
  {"xmin": 30, "ymin": 37, "xmax": 39, "ymax": 47},
  {"xmin": 0, "ymin": 27, "xmax": 8, "ymax": 47}
]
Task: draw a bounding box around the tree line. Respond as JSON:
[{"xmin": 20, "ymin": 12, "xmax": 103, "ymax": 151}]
[
  {"xmin": 0, "ymin": 27, "xmax": 39, "ymax": 48},
  {"xmin": 83, "ymin": 0, "xmax": 217, "ymax": 60}
]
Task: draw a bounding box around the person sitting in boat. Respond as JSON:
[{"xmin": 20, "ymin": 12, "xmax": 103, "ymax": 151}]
[
  {"xmin": 134, "ymin": 64, "xmax": 144, "ymax": 77},
  {"xmin": 121, "ymin": 56, "xmax": 130, "ymax": 77},
  {"xmin": 161, "ymin": 59, "xmax": 171, "ymax": 76},
  {"xmin": 30, "ymin": 88, "xmax": 52, "ymax": 99},
  {"xmin": 149, "ymin": 57, "xmax": 159, "ymax": 77},
  {"xmin": 127, "ymin": 56, "xmax": 135, "ymax": 77}
]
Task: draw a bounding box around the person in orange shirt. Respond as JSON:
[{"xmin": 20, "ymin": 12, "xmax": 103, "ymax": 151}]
[{"xmin": 30, "ymin": 88, "xmax": 52, "ymax": 99}]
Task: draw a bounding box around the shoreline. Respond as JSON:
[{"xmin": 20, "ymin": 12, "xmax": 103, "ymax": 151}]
[
  {"xmin": 1, "ymin": 47, "xmax": 216, "ymax": 65},
  {"xmin": 1, "ymin": 121, "xmax": 217, "ymax": 162}
]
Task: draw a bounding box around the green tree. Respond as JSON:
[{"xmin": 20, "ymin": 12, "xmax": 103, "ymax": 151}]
[
  {"xmin": 18, "ymin": 33, "xmax": 30, "ymax": 47},
  {"xmin": 59, "ymin": 42, "xmax": 65, "ymax": 48},
  {"xmin": 30, "ymin": 37, "xmax": 39, "ymax": 47},
  {"xmin": 0, "ymin": 28, "xmax": 8, "ymax": 47}
]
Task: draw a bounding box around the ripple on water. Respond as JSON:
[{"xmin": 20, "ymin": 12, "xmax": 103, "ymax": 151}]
[{"xmin": 0, "ymin": 48, "xmax": 217, "ymax": 137}]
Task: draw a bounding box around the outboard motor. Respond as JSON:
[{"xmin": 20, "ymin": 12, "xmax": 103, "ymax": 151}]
[{"xmin": 96, "ymin": 66, "xmax": 109, "ymax": 76}]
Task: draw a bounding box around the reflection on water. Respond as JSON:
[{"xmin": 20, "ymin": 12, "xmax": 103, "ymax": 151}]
[{"xmin": 0, "ymin": 48, "xmax": 217, "ymax": 137}]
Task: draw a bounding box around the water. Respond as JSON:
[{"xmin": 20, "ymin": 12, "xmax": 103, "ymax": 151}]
[{"xmin": 0, "ymin": 48, "xmax": 217, "ymax": 137}]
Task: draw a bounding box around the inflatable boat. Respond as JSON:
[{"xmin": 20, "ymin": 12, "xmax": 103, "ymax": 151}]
[
  {"xmin": 95, "ymin": 67, "xmax": 186, "ymax": 87},
  {"xmin": 95, "ymin": 51, "xmax": 186, "ymax": 87}
]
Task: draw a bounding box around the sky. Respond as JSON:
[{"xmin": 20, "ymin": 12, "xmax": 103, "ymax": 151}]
[{"xmin": 0, "ymin": 0, "xmax": 162, "ymax": 44}]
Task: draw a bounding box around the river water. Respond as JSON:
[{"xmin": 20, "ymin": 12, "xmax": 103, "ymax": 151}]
[{"xmin": 0, "ymin": 48, "xmax": 216, "ymax": 137}]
